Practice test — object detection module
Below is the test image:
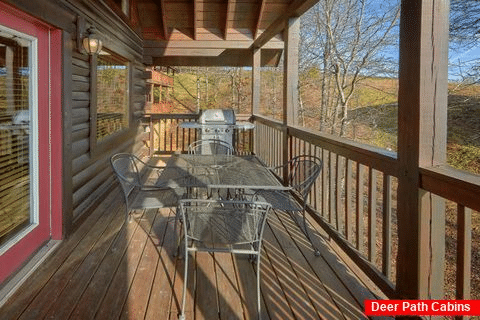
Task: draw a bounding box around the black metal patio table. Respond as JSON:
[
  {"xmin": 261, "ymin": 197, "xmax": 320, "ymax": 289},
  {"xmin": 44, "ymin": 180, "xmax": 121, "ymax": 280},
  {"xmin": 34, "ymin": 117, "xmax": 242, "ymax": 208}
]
[{"xmin": 159, "ymin": 153, "xmax": 291, "ymax": 193}]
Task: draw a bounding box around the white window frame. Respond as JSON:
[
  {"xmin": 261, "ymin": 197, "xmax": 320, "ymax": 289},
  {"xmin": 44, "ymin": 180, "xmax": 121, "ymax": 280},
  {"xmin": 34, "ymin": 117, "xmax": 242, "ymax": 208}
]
[{"xmin": 0, "ymin": 25, "xmax": 39, "ymax": 254}]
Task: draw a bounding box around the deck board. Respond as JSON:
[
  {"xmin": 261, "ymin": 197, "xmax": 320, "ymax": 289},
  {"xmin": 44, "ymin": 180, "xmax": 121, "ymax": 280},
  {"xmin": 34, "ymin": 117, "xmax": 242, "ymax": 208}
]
[{"xmin": 0, "ymin": 185, "xmax": 383, "ymax": 320}]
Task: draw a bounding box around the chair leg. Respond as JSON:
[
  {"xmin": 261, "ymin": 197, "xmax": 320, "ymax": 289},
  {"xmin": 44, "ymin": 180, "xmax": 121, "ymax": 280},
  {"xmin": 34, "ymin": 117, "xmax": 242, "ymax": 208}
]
[
  {"xmin": 173, "ymin": 211, "xmax": 184, "ymax": 258},
  {"xmin": 179, "ymin": 243, "xmax": 188, "ymax": 320},
  {"xmin": 256, "ymin": 253, "xmax": 262, "ymax": 320},
  {"xmin": 300, "ymin": 210, "xmax": 321, "ymax": 256},
  {"xmin": 125, "ymin": 207, "xmax": 131, "ymax": 223},
  {"xmin": 288, "ymin": 210, "xmax": 321, "ymax": 256}
]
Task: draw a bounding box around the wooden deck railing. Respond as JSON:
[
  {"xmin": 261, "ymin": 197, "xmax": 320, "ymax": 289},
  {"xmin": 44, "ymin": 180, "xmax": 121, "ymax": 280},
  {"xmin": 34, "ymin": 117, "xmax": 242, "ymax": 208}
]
[
  {"xmin": 142, "ymin": 113, "xmax": 254, "ymax": 155},
  {"xmin": 142, "ymin": 112, "xmax": 479, "ymax": 301},
  {"xmin": 253, "ymin": 115, "xmax": 398, "ymax": 297},
  {"xmin": 419, "ymin": 166, "xmax": 480, "ymax": 301}
]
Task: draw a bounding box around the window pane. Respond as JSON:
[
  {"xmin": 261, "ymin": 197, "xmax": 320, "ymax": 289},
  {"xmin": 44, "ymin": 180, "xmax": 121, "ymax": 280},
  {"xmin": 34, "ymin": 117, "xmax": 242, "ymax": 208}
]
[
  {"xmin": 0, "ymin": 28, "xmax": 32, "ymax": 246},
  {"xmin": 96, "ymin": 51, "xmax": 129, "ymax": 141}
]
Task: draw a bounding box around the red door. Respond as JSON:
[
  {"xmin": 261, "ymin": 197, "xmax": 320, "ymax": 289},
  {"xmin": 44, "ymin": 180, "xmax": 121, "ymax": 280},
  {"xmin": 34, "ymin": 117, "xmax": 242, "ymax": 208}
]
[{"xmin": 0, "ymin": 3, "xmax": 63, "ymax": 284}]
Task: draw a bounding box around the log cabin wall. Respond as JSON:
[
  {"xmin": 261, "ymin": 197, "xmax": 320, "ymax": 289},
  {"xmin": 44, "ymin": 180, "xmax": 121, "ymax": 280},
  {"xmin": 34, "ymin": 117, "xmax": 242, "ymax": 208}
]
[{"xmin": 4, "ymin": 0, "xmax": 147, "ymax": 235}]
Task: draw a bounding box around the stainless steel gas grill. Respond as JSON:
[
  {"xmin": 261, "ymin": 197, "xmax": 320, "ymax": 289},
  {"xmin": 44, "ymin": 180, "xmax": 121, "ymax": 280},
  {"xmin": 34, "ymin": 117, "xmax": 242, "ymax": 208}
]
[
  {"xmin": 179, "ymin": 109, "xmax": 254, "ymax": 151},
  {"xmin": 198, "ymin": 109, "xmax": 235, "ymax": 145}
]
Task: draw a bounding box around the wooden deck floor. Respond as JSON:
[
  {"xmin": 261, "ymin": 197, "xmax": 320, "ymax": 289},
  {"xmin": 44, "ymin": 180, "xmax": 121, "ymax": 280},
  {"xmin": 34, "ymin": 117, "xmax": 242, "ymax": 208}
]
[{"xmin": 0, "ymin": 186, "xmax": 385, "ymax": 320}]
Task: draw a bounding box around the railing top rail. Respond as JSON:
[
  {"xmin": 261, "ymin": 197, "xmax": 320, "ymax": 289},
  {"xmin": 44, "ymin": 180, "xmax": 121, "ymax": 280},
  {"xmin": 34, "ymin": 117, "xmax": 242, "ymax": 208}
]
[
  {"xmin": 288, "ymin": 125, "xmax": 398, "ymax": 177},
  {"xmin": 420, "ymin": 165, "xmax": 480, "ymax": 212},
  {"xmin": 252, "ymin": 114, "xmax": 286, "ymax": 132},
  {"xmin": 253, "ymin": 114, "xmax": 398, "ymax": 177},
  {"xmin": 144, "ymin": 113, "xmax": 253, "ymax": 122},
  {"xmin": 144, "ymin": 113, "xmax": 199, "ymax": 120}
]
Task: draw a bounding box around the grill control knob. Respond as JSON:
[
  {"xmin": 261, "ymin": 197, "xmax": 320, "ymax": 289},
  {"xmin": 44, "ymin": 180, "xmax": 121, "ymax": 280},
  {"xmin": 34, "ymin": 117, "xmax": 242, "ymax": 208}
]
[
  {"xmin": 225, "ymin": 128, "xmax": 230, "ymax": 133},
  {"xmin": 205, "ymin": 128, "xmax": 210, "ymax": 133}
]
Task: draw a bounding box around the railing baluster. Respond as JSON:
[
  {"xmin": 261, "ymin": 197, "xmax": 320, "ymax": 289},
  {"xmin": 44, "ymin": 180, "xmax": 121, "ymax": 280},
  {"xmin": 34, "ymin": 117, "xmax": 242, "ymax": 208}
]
[
  {"xmin": 175, "ymin": 119, "xmax": 179, "ymax": 151},
  {"xmin": 456, "ymin": 204, "xmax": 471, "ymax": 306},
  {"xmin": 162, "ymin": 118, "xmax": 167, "ymax": 152},
  {"xmin": 356, "ymin": 163, "xmax": 365, "ymax": 253},
  {"xmin": 329, "ymin": 152, "xmax": 336, "ymax": 226},
  {"xmin": 149, "ymin": 116, "xmax": 154, "ymax": 156},
  {"xmin": 368, "ymin": 167, "xmax": 377, "ymax": 263},
  {"xmin": 336, "ymin": 154, "xmax": 343, "ymax": 234},
  {"xmin": 345, "ymin": 159, "xmax": 353, "ymax": 241},
  {"xmin": 170, "ymin": 118, "xmax": 174, "ymax": 151},
  {"xmin": 382, "ymin": 174, "xmax": 392, "ymax": 278}
]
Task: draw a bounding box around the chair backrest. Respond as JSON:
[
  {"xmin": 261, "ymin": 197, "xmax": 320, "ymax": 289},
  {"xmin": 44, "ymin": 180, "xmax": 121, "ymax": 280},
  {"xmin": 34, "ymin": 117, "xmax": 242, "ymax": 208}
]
[
  {"xmin": 179, "ymin": 199, "xmax": 271, "ymax": 246},
  {"xmin": 110, "ymin": 153, "xmax": 143, "ymax": 198},
  {"xmin": 287, "ymin": 155, "xmax": 323, "ymax": 203},
  {"xmin": 188, "ymin": 139, "xmax": 234, "ymax": 155}
]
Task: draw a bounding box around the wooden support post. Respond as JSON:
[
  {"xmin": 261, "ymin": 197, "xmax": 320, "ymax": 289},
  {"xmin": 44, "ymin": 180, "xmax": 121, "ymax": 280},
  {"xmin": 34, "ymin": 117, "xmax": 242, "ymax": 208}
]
[
  {"xmin": 282, "ymin": 17, "xmax": 300, "ymax": 180},
  {"xmin": 283, "ymin": 17, "xmax": 299, "ymax": 127},
  {"xmin": 252, "ymin": 48, "xmax": 260, "ymax": 116},
  {"xmin": 396, "ymin": 0, "xmax": 448, "ymax": 300}
]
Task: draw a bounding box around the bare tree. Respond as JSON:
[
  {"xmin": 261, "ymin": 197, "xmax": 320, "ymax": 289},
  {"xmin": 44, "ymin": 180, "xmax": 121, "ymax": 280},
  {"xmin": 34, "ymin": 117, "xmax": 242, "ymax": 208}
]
[
  {"xmin": 300, "ymin": 0, "xmax": 400, "ymax": 136},
  {"xmin": 450, "ymin": 0, "xmax": 480, "ymax": 49},
  {"xmin": 449, "ymin": 0, "xmax": 480, "ymax": 88}
]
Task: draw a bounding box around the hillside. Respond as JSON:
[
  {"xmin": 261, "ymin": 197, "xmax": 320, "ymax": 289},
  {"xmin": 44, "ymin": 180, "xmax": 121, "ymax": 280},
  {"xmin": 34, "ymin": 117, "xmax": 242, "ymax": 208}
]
[{"xmin": 168, "ymin": 70, "xmax": 480, "ymax": 174}]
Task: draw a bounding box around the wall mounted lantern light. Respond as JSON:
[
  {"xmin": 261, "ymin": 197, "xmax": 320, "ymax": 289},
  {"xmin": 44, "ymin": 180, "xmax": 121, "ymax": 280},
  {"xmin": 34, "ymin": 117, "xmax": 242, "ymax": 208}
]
[
  {"xmin": 76, "ymin": 16, "xmax": 103, "ymax": 55},
  {"xmin": 82, "ymin": 27, "xmax": 103, "ymax": 55}
]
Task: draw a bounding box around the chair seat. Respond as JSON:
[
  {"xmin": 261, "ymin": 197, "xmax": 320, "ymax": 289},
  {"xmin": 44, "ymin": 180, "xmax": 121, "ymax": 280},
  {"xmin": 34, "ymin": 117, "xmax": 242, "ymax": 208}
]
[
  {"xmin": 253, "ymin": 189, "xmax": 304, "ymax": 212},
  {"xmin": 129, "ymin": 188, "xmax": 180, "ymax": 210},
  {"xmin": 188, "ymin": 206, "xmax": 262, "ymax": 246}
]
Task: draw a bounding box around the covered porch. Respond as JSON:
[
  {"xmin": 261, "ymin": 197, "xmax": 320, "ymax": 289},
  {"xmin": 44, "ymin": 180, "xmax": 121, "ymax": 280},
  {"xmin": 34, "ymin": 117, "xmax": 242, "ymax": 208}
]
[
  {"xmin": 0, "ymin": 172, "xmax": 381, "ymax": 319},
  {"xmin": 0, "ymin": 0, "xmax": 479, "ymax": 318}
]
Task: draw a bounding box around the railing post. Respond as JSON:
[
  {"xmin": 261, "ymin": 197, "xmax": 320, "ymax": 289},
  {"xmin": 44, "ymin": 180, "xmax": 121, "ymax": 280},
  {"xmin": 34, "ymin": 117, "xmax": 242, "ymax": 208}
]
[
  {"xmin": 396, "ymin": 0, "xmax": 448, "ymax": 300},
  {"xmin": 252, "ymin": 48, "xmax": 261, "ymax": 116},
  {"xmin": 149, "ymin": 115, "xmax": 154, "ymax": 156},
  {"xmin": 251, "ymin": 48, "xmax": 261, "ymax": 156},
  {"xmin": 283, "ymin": 16, "xmax": 300, "ymax": 180}
]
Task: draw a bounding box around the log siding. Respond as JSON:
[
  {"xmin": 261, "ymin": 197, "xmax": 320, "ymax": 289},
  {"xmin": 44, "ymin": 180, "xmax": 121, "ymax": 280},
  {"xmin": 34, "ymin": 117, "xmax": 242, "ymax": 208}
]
[{"xmin": 5, "ymin": 0, "xmax": 147, "ymax": 234}]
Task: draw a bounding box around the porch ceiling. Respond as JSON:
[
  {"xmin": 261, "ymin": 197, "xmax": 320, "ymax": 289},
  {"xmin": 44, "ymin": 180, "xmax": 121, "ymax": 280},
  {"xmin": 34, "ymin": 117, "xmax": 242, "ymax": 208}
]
[{"xmin": 133, "ymin": 0, "xmax": 319, "ymax": 66}]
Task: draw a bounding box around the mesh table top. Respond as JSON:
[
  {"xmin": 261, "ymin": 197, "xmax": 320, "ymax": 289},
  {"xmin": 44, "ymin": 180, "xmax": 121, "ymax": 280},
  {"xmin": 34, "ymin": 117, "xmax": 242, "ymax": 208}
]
[{"xmin": 161, "ymin": 154, "xmax": 291, "ymax": 191}]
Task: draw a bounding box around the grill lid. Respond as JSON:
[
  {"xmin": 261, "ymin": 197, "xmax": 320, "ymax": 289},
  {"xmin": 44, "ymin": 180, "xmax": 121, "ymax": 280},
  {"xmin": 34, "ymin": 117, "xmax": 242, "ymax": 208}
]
[{"xmin": 199, "ymin": 109, "xmax": 235, "ymax": 124}]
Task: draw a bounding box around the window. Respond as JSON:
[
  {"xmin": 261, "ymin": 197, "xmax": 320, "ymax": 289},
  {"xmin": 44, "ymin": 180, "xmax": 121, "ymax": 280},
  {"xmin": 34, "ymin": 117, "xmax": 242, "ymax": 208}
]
[
  {"xmin": 0, "ymin": 25, "xmax": 38, "ymax": 247},
  {"xmin": 96, "ymin": 50, "xmax": 129, "ymax": 141}
]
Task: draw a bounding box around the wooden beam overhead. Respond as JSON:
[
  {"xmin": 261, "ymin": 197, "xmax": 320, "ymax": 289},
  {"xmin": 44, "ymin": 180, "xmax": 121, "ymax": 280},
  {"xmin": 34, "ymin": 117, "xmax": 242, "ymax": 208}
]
[
  {"xmin": 148, "ymin": 48, "xmax": 282, "ymax": 67},
  {"xmin": 160, "ymin": 0, "xmax": 168, "ymax": 39},
  {"xmin": 144, "ymin": 39, "xmax": 283, "ymax": 51},
  {"xmin": 254, "ymin": 0, "xmax": 266, "ymax": 39},
  {"xmin": 225, "ymin": 0, "xmax": 235, "ymax": 40},
  {"xmin": 251, "ymin": 0, "xmax": 319, "ymax": 49},
  {"xmin": 193, "ymin": 0, "xmax": 198, "ymax": 40},
  {"xmin": 150, "ymin": 0, "xmax": 168, "ymax": 39}
]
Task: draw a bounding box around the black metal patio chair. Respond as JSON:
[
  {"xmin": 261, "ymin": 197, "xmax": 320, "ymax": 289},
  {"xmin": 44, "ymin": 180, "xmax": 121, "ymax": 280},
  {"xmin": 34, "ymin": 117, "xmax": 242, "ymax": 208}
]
[
  {"xmin": 250, "ymin": 155, "xmax": 323, "ymax": 255},
  {"xmin": 188, "ymin": 139, "xmax": 234, "ymax": 155},
  {"xmin": 110, "ymin": 153, "xmax": 180, "ymax": 221},
  {"xmin": 177, "ymin": 199, "xmax": 271, "ymax": 320}
]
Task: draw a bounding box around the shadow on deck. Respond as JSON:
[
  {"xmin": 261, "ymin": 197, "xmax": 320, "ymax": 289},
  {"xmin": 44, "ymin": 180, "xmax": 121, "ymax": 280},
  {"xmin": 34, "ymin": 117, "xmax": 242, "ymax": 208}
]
[{"xmin": 0, "ymin": 170, "xmax": 388, "ymax": 319}]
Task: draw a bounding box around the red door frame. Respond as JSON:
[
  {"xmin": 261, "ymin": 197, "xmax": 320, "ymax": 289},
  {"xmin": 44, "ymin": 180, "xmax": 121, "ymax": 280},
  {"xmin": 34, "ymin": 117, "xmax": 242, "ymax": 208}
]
[{"xmin": 0, "ymin": 3, "xmax": 63, "ymax": 284}]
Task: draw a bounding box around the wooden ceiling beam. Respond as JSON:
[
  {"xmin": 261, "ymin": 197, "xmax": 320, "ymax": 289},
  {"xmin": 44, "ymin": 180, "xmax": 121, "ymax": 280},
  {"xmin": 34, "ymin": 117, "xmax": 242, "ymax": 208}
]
[
  {"xmin": 151, "ymin": 0, "xmax": 168, "ymax": 39},
  {"xmin": 143, "ymin": 39, "xmax": 283, "ymax": 55},
  {"xmin": 225, "ymin": 0, "xmax": 235, "ymax": 40},
  {"xmin": 254, "ymin": 0, "xmax": 266, "ymax": 39},
  {"xmin": 193, "ymin": 0, "xmax": 198, "ymax": 40},
  {"xmin": 148, "ymin": 48, "xmax": 283, "ymax": 67},
  {"xmin": 251, "ymin": 0, "xmax": 319, "ymax": 49}
]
